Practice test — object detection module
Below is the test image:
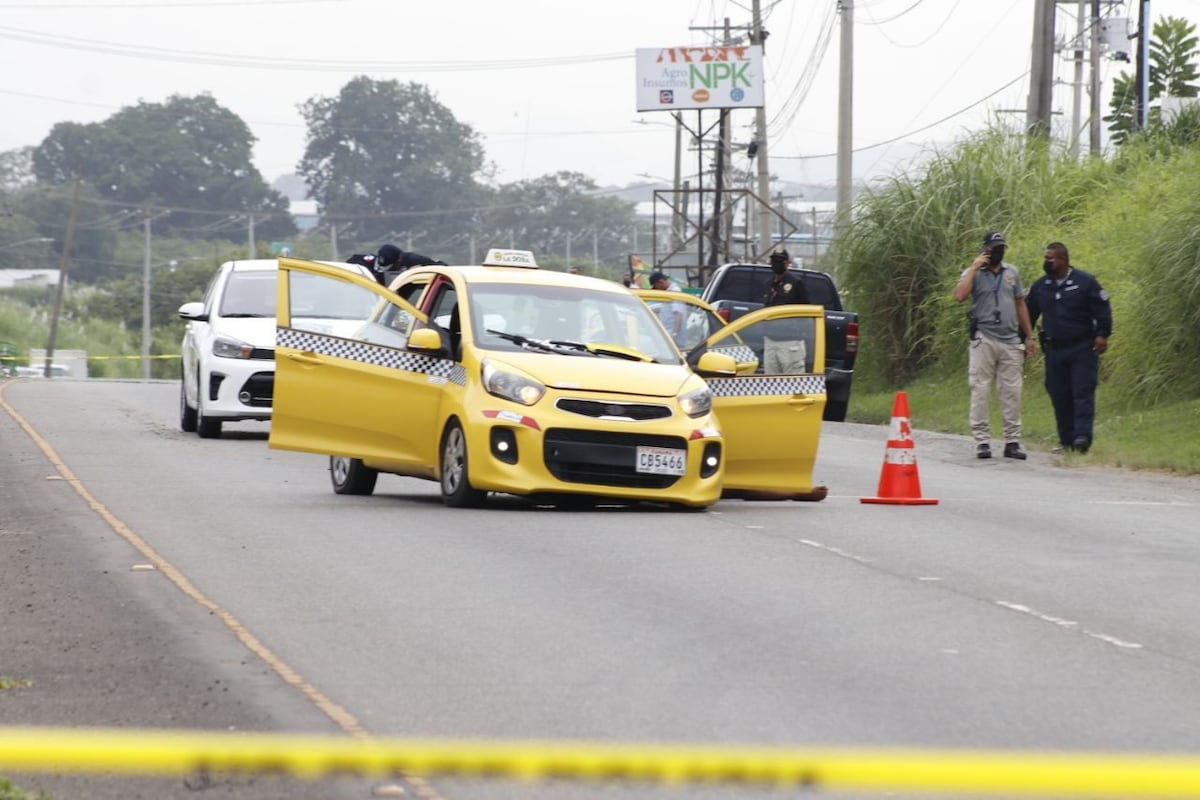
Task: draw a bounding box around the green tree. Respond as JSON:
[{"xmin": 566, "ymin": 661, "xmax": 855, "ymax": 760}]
[
  {"xmin": 477, "ymin": 172, "xmax": 637, "ymax": 271},
  {"xmin": 297, "ymin": 77, "xmax": 487, "ymax": 244},
  {"xmin": 31, "ymin": 94, "xmax": 295, "ymax": 242},
  {"xmin": 1106, "ymin": 15, "xmax": 1200, "ymax": 144}
]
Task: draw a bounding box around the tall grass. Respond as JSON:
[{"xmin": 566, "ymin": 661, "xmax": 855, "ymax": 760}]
[{"xmin": 840, "ymin": 127, "xmax": 1112, "ymax": 386}]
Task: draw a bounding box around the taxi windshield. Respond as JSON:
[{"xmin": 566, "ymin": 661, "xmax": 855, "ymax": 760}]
[{"xmin": 467, "ymin": 282, "xmax": 682, "ymax": 365}]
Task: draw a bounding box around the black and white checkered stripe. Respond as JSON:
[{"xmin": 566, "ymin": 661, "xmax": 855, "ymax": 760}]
[
  {"xmin": 712, "ymin": 344, "xmax": 758, "ymax": 363},
  {"xmin": 707, "ymin": 374, "xmax": 826, "ymax": 397},
  {"xmin": 277, "ymin": 327, "xmax": 466, "ymax": 385}
]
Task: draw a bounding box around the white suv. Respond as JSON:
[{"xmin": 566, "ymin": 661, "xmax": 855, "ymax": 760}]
[{"xmin": 178, "ymin": 258, "xmax": 375, "ymax": 438}]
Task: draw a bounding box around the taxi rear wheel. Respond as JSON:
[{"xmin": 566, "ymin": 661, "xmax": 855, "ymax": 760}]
[
  {"xmin": 440, "ymin": 420, "xmax": 486, "ymax": 508},
  {"xmin": 330, "ymin": 456, "xmax": 378, "ymax": 496}
]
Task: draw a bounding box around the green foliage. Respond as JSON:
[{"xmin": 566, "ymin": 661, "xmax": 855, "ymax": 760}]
[
  {"xmin": 478, "ymin": 172, "xmax": 638, "ymax": 267},
  {"xmin": 0, "ymin": 776, "xmax": 49, "ymax": 800},
  {"xmin": 31, "ymin": 94, "xmax": 295, "ymax": 242},
  {"xmin": 298, "ymin": 77, "xmax": 487, "ymax": 245},
  {"xmin": 1151, "ymin": 15, "xmax": 1200, "ymax": 98},
  {"xmin": 839, "ymin": 128, "xmax": 1106, "ymax": 384},
  {"xmin": 1107, "ymin": 15, "xmax": 1200, "ymax": 145}
]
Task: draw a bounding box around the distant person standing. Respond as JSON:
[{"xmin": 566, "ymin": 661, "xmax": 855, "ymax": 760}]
[
  {"xmin": 953, "ymin": 231, "xmax": 1037, "ymax": 460},
  {"xmin": 761, "ymin": 250, "xmax": 810, "ymax": 374},
  {"xmin": 762, "ymin": 250, "xmax": 809, "ymax": 306},
  {"xmin": 1025, "ymin": 241, "xmax": 1113, "ymax": 454},
  {"xmin": 648, "ymin": 270, "xmax": 686, "ymax": 343}
]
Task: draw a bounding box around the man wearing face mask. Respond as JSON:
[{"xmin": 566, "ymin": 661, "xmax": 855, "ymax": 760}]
[
  {"xmin": 760, "ymin": 250, "xmax": 811, "ymax": 374},
  {"xmin": 953, "ymin": 231, "xmax": 1037, "ymax": 460},
  {"xmin": 1025, "ymin": 242, "xmax": 1112, "ymax": 454},
  {"xmin": 763, "ymin": 250, "xmax": 809, "ymax": 306}
]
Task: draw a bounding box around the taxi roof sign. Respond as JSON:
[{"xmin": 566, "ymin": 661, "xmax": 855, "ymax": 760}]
[{"xmin": 482, "ymin": 249, "xmax": 538, "ymax": 268}]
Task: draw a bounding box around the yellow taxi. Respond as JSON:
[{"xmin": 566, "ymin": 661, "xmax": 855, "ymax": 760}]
[{"xmin": 268, "ymin": 251, "xmax": 826, "ymax": 508}]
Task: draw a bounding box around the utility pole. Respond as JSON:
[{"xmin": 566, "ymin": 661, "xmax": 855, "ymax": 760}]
[
  {"xmin": 751, "ymin": 0, "xmax": 772, "ymax": 258},
  {"xmin": 247, "ymin": 214, "xmax": 257, "ymax": 258},
  {"xmin": 43, "ymin": 178, "xmax": 81, "ymax": 379},
  {"xmin": 1071, "ymin": 0, "xmax": 1087, "ymax": 159},
  {"xmin": 835, "ymin": 0, "xmax": 854, "ymax": 242},
  {"xmin": 1090, "ymin": 0, "xmax": 1103, "ymax": 154},
  {"xmin": 1027, "ymin": 0, "xmax": 1056, "ymax": 137},
  {"xmin": 141, "ymin": 210, "xmax": 170, "ymax": 380},
  {"xmin": 1135, "ymin": 0, "xmax": 1150, "ymax": 131}
]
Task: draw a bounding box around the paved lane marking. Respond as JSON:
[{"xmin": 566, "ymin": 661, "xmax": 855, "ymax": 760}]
[{"xmin": 996, "ymin": 601, "xmax": 1143, "ymax": 650}]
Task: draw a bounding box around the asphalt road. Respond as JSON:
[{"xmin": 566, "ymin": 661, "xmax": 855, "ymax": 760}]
[{"xmin": 3, "ymin": 378, "xmax": 1200, "ymax": 800}]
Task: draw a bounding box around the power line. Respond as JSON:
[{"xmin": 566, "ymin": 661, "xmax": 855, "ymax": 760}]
[{"xmin": 0, "ymin": 25, "xmax": 630, "ymax": 72}]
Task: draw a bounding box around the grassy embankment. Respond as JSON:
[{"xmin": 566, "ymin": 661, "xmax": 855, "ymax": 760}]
[{"xmin": 838, "ymin": 127, "xmax": 1200, "ymax": 475}]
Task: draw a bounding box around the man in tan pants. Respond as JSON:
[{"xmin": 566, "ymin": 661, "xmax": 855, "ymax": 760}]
[{"xmin": 953, "ymin": 231, "xmax": 1037, "ymax": 460}]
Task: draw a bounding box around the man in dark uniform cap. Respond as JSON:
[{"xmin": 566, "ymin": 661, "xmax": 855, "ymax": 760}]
[
  {"xmin": 763, "ymin": 250, "xmax": 809, "ymax": 306},
  {"xmin": 1026, "ymin": 241, "xmax": 1113, "ymax": 453}
]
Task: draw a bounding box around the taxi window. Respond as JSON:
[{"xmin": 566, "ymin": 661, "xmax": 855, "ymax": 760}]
[
  {"xmin": 706, "ymin": 315, "xmax": 817, "ymax": 375},
  {"xmin": 289, "ymin": 271, "xmax": 378, "ymax": 321},
  {"xmin": 468, "ymin": 283, "xmax": 681, "ymax": 364}
]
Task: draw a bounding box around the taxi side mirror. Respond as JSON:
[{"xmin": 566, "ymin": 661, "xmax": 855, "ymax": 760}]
[
  {"xmin": 407, "ymin": 327, "xmax": 444, "ymax": 352},
  {"xmin": 694, "ymin": 351, "xmax": 737, "ymax": 377}
]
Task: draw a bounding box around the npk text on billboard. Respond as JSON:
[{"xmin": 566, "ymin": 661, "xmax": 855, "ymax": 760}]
[{"xmin": 635, "ymin": 45, "xmax": 764, "ymax": 112}]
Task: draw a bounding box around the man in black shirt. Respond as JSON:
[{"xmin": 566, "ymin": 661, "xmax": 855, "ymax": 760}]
[{"xmin": 763, "ymin": 250, "xmax": 809, "ymax": 306}]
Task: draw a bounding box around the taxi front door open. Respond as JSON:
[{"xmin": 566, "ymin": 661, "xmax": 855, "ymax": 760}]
[
  {"xmin": 270, "ymin": 258, "xmax": 445, "ymax": 470},
  {"xmin": 700, "ymin": 304, "xmax": 828, "ymax": 501}
]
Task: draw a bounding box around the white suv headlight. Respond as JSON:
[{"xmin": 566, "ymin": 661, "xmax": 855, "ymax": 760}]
[
  {"xmin": 678, "ymin": 385, "xmax": 713, "ymax": 418},
  {"xmin": 482, "ymin": 359, "xmax": 546, "ymax": 406},
  {"xmin": 212, "ymin": 336, "xmax": 254, "ymax": 359}
]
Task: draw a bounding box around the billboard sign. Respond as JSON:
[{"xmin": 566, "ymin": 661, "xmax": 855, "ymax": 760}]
[{"xmin": 636, "ymin": 45, "xmax": 764, "ymax": 112}]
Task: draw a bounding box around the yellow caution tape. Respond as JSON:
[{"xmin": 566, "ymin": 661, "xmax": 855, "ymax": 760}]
[{"xmin": 4, "ymin": 728, "xmax": 1200, "ymax": 794}]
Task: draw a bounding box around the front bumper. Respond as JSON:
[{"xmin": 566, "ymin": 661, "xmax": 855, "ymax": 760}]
[{"xmin": 464, "ymin": 399, "xmax": 725, "ymax": 507}]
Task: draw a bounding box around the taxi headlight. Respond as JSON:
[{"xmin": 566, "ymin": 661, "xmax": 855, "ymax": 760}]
[
  {"xmin": 212, "ymin": 336, "xmax": 253, "ymax": 359},
  {"xmin": 482, "ymin": 359, "xmax": 545, "ymax": 406},
  {"xmin": 678, "ymin": 385, "xmax": 713, "ymax": 418}
]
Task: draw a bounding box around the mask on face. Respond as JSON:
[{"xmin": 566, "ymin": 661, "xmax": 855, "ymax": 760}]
[
  {"xmin": 1043, "ymin": 259, "xmax": 1055, "ymax": 276},
  {"xmin": 988, "ymin": 248, "xmax": 1004, "ymax": 266},
  {"xmin": 771, "ymin": 262, "xmax": 788, "ymax": 275}
]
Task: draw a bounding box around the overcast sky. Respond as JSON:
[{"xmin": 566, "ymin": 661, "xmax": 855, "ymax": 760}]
[{"xmin": 1, "ymin": 0, "xmax": 1193, "ymax": 193}]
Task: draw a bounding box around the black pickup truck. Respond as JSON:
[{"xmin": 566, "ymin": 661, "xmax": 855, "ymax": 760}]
[{"xmin": 699, "ymin": 262, "xmax": 859, "ymax": 422}]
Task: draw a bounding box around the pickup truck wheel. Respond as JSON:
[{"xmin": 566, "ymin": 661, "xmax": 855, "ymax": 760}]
[
  {"xmin": 330, "ymin": 456, "xmax": 378, "ymax": 496},
  {"xmin": 823, "ymin": 398, "xmax": 848, "ymax": 422}
]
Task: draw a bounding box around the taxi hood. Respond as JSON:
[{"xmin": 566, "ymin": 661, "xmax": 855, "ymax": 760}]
[{"xmin": 494, "ymin": 351, "xmax": 694, "ymax": 398}]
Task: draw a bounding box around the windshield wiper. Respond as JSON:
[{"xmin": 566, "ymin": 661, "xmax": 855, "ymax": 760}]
[
  {"xmin": 220, "ymin": 312, "xmax": 271, "ymax": 318},
  {"xmin": 486, "ymin": 329, "xmax": 560, "ymax": 353}
]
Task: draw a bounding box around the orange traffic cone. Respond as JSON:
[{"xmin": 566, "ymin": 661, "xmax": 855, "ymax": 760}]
[{"xmin": 860, "ymin": 391, "xmax": 939, "ymax": 505}]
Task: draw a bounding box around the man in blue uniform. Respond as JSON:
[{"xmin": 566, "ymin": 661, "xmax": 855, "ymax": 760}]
[{"xmin": 1025, "ymin": 242, "xmax": 1113, "ymax": 454}]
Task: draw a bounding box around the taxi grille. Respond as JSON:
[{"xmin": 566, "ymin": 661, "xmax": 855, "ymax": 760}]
[
  {"xmin": 543, "ymin": 429, "xmax": 685, "ymax": 488},
  {"xmin": 556, "ymin": 398, "xmax": 673, "ymax": 421}
]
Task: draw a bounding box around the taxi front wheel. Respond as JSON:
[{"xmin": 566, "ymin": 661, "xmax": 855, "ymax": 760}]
[
  {"xmin": 440, "ymin": 420, "xmax": 487, "ymax": 508},
  {"xmin": 330, "ymin": 455, "xmax": 378, "ymax": 496}
]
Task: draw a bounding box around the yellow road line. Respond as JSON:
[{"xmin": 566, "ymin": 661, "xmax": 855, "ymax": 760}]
[{"xmin": 0, "ymin": 381, "xmax": 367, "ymax": 740}]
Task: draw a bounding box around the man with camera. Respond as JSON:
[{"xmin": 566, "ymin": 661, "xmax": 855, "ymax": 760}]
[{"xmin": 953, "ymin": 231, "xmax": 1037, "ymax": 460}]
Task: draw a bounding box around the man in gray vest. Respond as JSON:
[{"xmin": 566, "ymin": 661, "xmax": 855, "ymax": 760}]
[{"xmin": 952, "ymin": 231, "xmax": 1037, "ymax": 460}]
